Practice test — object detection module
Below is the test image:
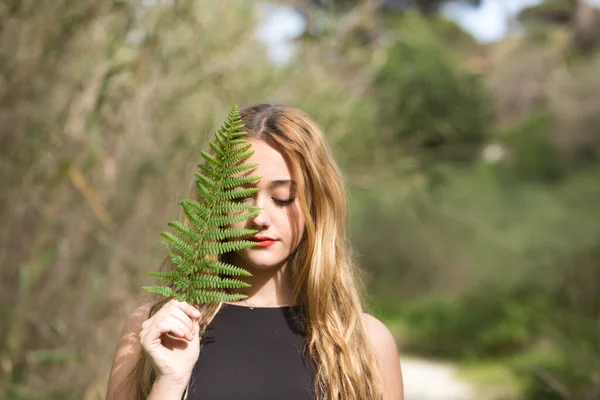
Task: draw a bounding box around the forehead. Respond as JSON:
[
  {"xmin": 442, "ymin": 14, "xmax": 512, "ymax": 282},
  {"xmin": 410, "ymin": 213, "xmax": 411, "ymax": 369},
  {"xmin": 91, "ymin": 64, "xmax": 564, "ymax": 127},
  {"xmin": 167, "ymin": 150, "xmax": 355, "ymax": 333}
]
[{"xmin": 246, "ymin": 140, "xmax": 293, "ymax": 180}]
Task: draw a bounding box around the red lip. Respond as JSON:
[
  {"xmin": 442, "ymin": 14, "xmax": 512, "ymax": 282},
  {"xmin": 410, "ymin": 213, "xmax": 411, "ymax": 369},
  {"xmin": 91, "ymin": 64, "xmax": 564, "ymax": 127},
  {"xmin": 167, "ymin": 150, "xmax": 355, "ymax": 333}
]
[
  {"xmin": 250, "ymin": 236, "xmax": 276, "ymax": 247},
  {"xmin": 250, "ymin": 236, "xmax": 276, "ymax": 242}
]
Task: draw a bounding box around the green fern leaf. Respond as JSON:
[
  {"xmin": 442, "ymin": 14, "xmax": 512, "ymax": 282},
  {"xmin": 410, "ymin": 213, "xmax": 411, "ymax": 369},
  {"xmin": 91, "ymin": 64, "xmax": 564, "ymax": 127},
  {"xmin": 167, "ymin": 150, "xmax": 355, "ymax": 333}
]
[
  {"xmin": 204, "ymin": 227, "xmax": 259, "ymax": 241},
  {"xmin": 209, "ymin": 141, "xmax": 226, "ymax": 157},
  {"xmin": 192, "ymin": 291, "xmax": 247, "ymax": 304},
  {"xmin": 201, "ymin": 240, "xmax": 258, "ymax": 256},
  {"xmin": 214, "ymin": 202, "xmax": 261, "ymax": 215},
  {"xmin": 179, "ymin": 199, "xmax": 211, "ymax": 220},
  {"xmin": 222, "ymin": 175, "xmax": 262, "ymax": 189},
  {"xmin": 145, "ymin": 105, "xmax": 260, "ymax": 305},
  {"xmin": 143, "ymin": 286, "xmax": 176, "ymax": 297},
  {"xmin": 198, "ymin": 164, "xmax": 219, "ymax": 180},
  {"xmin": 188, "ymin": 275, "xmax": 250, "ymax": 290},
  {"xmin": 226, "ymin": 162, "xmax": 259, "ymax": 176},
  {"xmin": 219, "ymin": 187, "xmax": 259, "ymax": 201},
  {"xmin": 160, "ymin": 232, "xmax": 197, "ymax": 260},
  {"xmin": 148, "ymin": 271, "xmax": 180, "ymax": 281},
  {"xmin": 167, "ymin": 221, "xmax": 202, "ymax": 243},
  {"xmin": 200, "ymin": 151, "xmax": 219, "ymax": 168},
  {"xmin": 226, "ymin": 150, "xmax": 254, "ymax": 167},
  {"xmin": 211, "ymin": 213, "xmax": 258, "ymax": 226},
  {"xmin": 203, "ymin": 259, "xmax": 253, "ymax": 276}
]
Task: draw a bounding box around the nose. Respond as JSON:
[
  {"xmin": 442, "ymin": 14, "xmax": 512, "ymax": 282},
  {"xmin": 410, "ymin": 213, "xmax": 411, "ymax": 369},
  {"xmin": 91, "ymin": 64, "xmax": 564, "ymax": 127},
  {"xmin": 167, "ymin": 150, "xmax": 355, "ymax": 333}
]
[{"xmin": 250, "ymin": 196, "xmax": 271, "ymax": 229}]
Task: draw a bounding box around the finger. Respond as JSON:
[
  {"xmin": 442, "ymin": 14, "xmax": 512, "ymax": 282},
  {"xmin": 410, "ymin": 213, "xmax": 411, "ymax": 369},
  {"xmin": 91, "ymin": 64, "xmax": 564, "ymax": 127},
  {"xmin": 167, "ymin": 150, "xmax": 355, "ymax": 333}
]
[
  {"xmin": 158, "ymin": 318, "xmax": 192, "ymax": 338},
  {"xmin": 168, "ymin": 307, "xmax": 195, "ymax": 333},
  {"xmin": 172, "ymin": 301, "xmax": 201, "ymax": 319},
  {"xmin": 143, "ymin": 318, "xmax": 192, "ymax": 343},
  {"xmin": 140, "ymin": 314, "xmax": 156, "ymax": 330}
]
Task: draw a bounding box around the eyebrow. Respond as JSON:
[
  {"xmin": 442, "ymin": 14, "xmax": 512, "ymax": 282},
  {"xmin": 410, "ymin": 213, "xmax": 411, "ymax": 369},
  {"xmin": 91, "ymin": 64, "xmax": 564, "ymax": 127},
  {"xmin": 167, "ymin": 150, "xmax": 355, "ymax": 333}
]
[
  {"xmin": 269, "ymin": 179, "xmax": 296, "ymax": 188},
  {"xmin": 230, "ymin": 179, "xmax": 296, "ymax": 190}
]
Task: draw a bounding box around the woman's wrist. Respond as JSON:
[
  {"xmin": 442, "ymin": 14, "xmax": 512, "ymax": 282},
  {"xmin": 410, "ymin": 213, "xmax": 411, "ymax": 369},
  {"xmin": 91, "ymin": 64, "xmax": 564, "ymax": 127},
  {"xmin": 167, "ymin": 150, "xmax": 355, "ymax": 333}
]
[{"xmin": 147, "ymin": 374, "xmax": 191, "ymax": 399}]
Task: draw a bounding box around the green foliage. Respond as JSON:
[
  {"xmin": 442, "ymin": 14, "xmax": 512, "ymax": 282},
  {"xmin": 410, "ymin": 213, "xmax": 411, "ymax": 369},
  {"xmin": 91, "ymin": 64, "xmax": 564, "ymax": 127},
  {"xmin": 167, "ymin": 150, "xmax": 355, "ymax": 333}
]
[
  {"xmin": 515, "ymin": 243, "xmax": 600, "ymax": 400},
  {"xmin": 509, "ymin": 305, "xmax": 600, "ymax": 400},
  {"xmin": 143, "ymin": 105, "xmax": 261, "ymax": 305},
  {"xmin": 373, "ymin": 14, "xmax": 491, "ymax": 164},
  {"xmin": 399, "ymin": 283, "xmax": 546, "ymax": 359},
  {"xmin": 357, "ymin": 159, "xmax": 600, "ymax": 399},
  {"xmin": 500, "ymin": 109, "xmax": 564, "ymax": 182}
]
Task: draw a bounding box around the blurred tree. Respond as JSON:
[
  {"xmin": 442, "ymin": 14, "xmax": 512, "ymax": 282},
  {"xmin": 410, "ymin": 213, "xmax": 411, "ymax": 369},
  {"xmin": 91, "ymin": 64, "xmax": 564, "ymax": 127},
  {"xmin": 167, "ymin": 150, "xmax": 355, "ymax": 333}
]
[
  {"xmin": 372, "ymin": 14, "xmax": 491, "ymax": 164},
  {"xmin": 295, "ymin": 0, "xmax": 483, "ymax": 47},
  {"xmin": 518, "ymin": 0, "xmax": 575, "ymax": 25},
  {"xmin": 518, "ymin": 0, "xmax": 600, "ymax": 52},
  {"xmin": 384, "ymin": 0, "xmax": 482, "ymax": 14},
  {"xmin": 307, "ymin": 0, "xmax": 482, "ymax": 14}
]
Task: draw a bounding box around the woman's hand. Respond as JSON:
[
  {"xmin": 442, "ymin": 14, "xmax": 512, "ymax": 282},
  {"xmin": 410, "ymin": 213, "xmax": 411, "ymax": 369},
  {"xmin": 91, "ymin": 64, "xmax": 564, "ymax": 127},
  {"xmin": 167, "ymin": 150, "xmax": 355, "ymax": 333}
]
[{"xmin": 139, "ymin": 299, "xmax": 202, "ymax": 384}]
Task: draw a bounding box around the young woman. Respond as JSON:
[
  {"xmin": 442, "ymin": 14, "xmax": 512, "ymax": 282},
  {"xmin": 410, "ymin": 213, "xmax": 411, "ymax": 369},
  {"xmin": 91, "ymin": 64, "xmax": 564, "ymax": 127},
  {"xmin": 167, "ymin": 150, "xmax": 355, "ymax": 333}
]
[{"xmin": 106, "ymin": 104, "xmax": 404, "ymax": 400}]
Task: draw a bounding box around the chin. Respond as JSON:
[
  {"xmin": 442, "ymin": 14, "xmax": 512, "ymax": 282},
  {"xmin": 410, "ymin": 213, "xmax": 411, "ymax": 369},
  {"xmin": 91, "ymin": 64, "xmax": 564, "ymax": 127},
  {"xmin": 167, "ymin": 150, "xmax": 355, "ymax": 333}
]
[
  {"xmin": 234, "ymin": 252, "xmax": 288, "ymax": 271},
  {"xmin": 244, "ymin": 258, "xmax": 287, "ymax": 270}
]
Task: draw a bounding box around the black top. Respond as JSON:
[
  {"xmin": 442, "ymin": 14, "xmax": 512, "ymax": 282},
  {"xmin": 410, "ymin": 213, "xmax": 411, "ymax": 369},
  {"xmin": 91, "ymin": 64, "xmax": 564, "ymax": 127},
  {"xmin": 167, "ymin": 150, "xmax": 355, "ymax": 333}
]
[{"xmin": 186, "ymin": 304, "xmax": 316, "ymax": 400}]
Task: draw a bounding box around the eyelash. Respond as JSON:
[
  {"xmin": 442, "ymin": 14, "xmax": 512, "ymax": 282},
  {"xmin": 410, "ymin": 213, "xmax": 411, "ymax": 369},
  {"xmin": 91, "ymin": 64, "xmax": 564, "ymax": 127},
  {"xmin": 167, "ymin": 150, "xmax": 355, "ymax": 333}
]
[
  {"xmin": 274, "ymin": 198, "xmax": 295, "ymax": 207},
  {"xmin": 233, "ymin": 197, "xmax": 295, "ymax": 206}
]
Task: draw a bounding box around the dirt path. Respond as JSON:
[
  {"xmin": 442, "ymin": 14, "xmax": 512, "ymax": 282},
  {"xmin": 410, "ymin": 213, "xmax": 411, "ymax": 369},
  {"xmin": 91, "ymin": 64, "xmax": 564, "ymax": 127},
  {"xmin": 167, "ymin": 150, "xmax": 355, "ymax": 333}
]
[{"xmin": 402, "ymin": 357, "xmax": 477, "ymax": 400}]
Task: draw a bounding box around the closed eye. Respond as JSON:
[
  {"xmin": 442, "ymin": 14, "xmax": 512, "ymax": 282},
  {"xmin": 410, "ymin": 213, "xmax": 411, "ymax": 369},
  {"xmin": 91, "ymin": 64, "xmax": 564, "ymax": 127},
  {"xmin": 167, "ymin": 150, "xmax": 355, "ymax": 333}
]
[
  {"xmin": 273, "ymin": 198, "xmax": 295, "ymax": 206},
  {"xmin": 232, "ymin": 196, "xmax": 252, "ymax": 203}
]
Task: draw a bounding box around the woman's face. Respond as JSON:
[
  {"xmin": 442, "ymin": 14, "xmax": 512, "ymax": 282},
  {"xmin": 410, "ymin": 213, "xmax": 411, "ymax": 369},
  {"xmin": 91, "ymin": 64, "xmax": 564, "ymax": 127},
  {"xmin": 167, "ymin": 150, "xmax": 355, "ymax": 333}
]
[{"xmin": 230, "ymin": 140, "xmax": 306, "ymax": 271}]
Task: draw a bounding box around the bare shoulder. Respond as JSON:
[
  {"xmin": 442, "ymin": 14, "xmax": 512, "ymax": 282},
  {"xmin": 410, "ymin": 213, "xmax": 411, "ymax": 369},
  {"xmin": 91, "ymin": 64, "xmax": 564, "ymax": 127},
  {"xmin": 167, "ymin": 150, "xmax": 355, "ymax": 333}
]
[
  {"xmin": 105, "ymin": 303, "xmax": 152, "ymax": 400},
  {"xmin": 361, "ymin": 313, "xmax": 400, "ymax": 364},
  {"xmin": 362, "ymin": 313, "xmax": 395, "ymax": 345},
  {"xmin": 362, "ymin": 313, "xmax": 404, "ymax": 400}
]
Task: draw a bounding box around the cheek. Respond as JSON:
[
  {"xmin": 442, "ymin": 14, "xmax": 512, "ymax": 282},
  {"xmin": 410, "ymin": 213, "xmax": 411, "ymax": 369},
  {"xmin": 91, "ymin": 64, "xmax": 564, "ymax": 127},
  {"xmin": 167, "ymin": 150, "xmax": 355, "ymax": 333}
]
[{"xmin": 285, "ymin": 205, "xmax": 305, "ymax": 246}]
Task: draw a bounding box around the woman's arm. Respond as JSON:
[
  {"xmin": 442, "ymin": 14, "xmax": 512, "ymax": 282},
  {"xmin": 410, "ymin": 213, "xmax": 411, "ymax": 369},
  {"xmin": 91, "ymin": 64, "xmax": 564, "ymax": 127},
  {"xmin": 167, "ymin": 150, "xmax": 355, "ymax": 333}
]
[
  {"xmin": 362, "ymin": 313, "xmax": 404, "ymax": 400},
  {"xmin": 106, "ymin": 301, "xmax": 200, "ymax": 400},
  {"xmin": 106, "ymin": 304, "xmax": 151, "ymax": 400}
]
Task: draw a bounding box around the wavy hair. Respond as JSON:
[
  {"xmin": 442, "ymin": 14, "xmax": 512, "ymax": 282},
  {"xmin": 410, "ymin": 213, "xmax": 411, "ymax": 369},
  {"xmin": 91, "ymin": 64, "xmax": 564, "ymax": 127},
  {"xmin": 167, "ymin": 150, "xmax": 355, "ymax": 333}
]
[{"xmin": 121, "ymin": 104, "xmax": 384, "ymax": 400}]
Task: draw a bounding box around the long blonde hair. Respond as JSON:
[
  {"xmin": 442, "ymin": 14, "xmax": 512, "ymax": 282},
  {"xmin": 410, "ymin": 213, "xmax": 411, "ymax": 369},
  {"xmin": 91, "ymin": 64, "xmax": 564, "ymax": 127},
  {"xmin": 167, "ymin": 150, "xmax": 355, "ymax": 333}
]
[{"xmin": 123, "ymin": 104, "xmax": 384, "ymax": 399}]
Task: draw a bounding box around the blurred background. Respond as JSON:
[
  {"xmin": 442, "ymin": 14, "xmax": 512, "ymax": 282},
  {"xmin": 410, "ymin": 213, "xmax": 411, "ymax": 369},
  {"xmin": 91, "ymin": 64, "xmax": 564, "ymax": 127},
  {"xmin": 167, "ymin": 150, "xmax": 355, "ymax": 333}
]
[{"xmin": 1, "ymin": 0, "xmax": 599, "ymax": 399}]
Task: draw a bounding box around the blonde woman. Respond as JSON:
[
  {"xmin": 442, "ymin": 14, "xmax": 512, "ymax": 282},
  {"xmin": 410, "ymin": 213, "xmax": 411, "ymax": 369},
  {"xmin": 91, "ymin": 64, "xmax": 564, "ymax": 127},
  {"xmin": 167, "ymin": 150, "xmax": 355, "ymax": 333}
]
[{"xmin": 106, "ymin": 104, "xmax": 404, "ymax": 399}]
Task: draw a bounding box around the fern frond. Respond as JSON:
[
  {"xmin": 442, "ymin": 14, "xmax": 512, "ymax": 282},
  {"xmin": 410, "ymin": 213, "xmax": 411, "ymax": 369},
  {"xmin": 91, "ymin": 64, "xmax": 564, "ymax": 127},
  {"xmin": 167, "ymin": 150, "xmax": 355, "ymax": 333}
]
[
  {"xmin": 179, "ymin": 199, "xmax": 211, "ymax": 220},
  {"xmin": 225, "ymin": 149, "xmax": 255, "ymax": 167},
  {"xmin": 219, "ymin": 187, "xmax": 259, "ymax": 201},
  {"xmin": 167, "ymin": 221, "xmax": 202, "ymax": 243},
  {"xmin": 229, "ymin": 131, "xmax": 249, "ymax": 140},
  {"xmin": 195, "ymin": 174, "xmax": 218, "ymax": 192},
  {"xmin": 194, "ymin": 181, "xmax": 212, "ymax": 205},
  {"xmin": 222, "ymin": 175, "xmax": 262, "ymax": 189},
  {"xmin": 160, "ymin": 232, "xmax": 197, "ymax": 261},
  {"xmin": 191, "ymin": 291, "xmax": 247, "ymax": 304},
  {"xmin": 212, "ymin": 213, "xmax": 259, "ymax": 226},
  {"xmin": 204, "ymin": 227, "xmax": 259, "ymax": 241},
  {"xmin": 214, "ymin": 202, "xmax": 261, "ymax": 214},
  {"xmin": 226, "ymin": 162, "xmax": 259, "ymax": 176},
  {"xmin": 209, "ymin": 141, "xmax": 225, "ymax": 157},
  {"xmin": 188, "ymin": 275, "xmax": 251, "ymax": 289},
  {"xmin": 143, "ymin": 286, "xmax": 176, "ymax": 297},
  {"xmin": 203, "ymin": 259, "xmax": 253, "ymax": 276},
  {"xmin": 148, "ymin": 271, "xmax": 180, "ymax": 281},
  {"xmin": 144, "ymin": 104, "xmax": 261, "ymax": 305},
  {"xmin": 215, "ymin": 131, "xmax": 227, "ymax": 148},
  {"xmin": 198, "ymin": 164, "xmax": 219, "ymax": 180},
  {"xmin": 200, "ymin": 151, "xmax": 219, "ymax": 168},
  {"xmin": 201, "ymin": 240, "xmax": 258, "ymax": 256},
  {"xmin": 164, "ymin": 243, "xmax": 194, "ymax": 275}
]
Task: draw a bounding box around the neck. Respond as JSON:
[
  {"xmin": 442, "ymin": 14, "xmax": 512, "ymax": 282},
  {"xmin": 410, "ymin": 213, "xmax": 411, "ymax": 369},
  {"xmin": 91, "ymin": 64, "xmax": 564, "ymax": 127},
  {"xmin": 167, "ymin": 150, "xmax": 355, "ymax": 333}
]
[{"xmin": 228, "ymin": 257, "xmax": 294, "ymax": 307}]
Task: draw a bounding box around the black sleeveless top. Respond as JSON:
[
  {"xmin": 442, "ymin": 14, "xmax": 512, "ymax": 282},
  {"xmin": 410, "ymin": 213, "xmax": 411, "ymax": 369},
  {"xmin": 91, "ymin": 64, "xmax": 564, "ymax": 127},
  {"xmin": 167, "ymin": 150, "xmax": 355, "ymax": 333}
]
[{"xmin": 186, "ymin": 304, "xmax": 316, "ymax": 400}]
